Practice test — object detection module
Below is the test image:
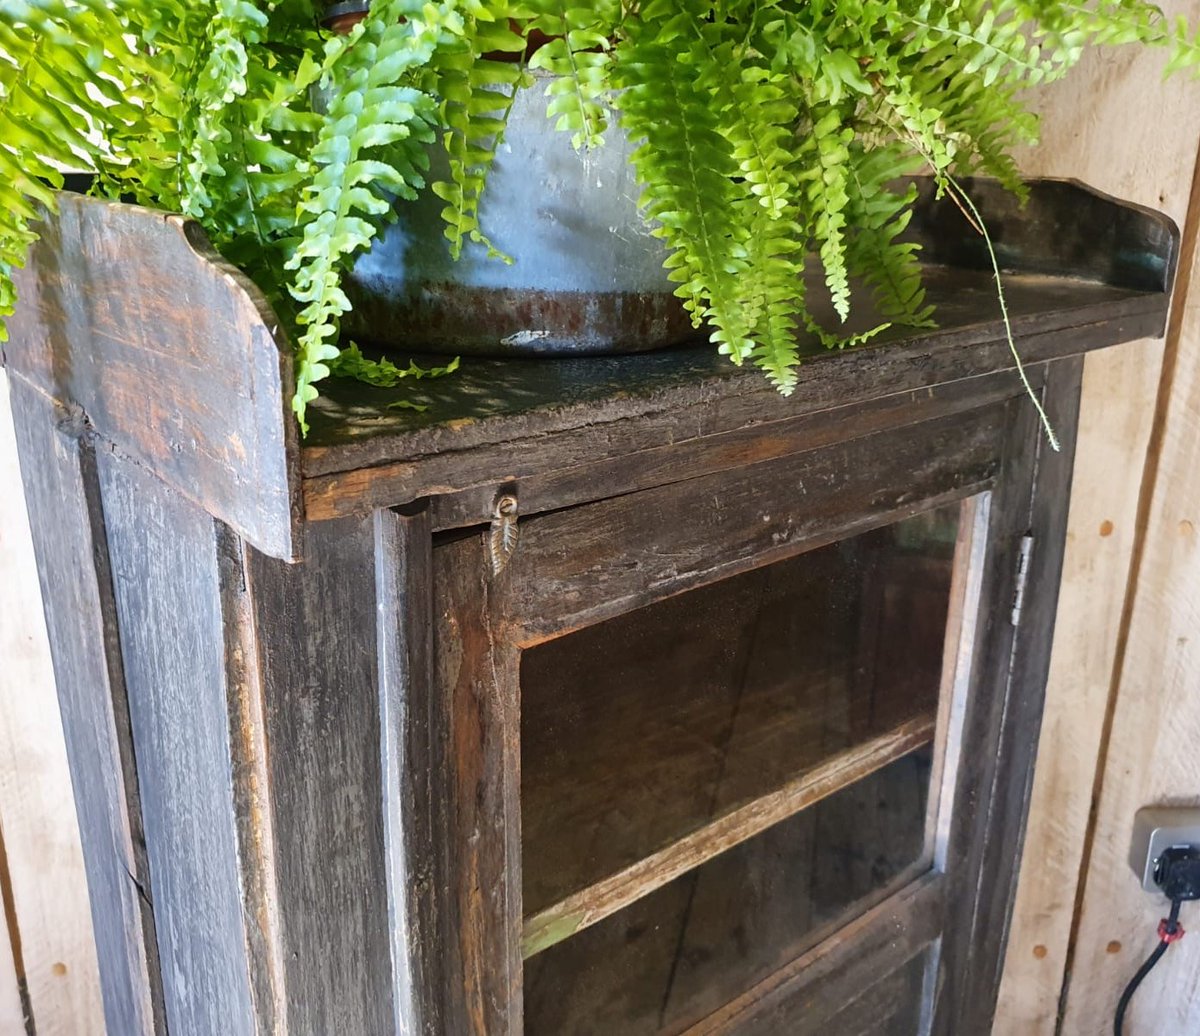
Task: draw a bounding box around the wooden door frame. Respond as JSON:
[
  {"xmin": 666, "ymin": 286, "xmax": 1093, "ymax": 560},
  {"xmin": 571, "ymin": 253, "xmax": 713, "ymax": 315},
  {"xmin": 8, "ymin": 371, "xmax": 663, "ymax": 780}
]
[{"xmin": 431, "ymin": 360, "xmax": 1084, "ymax": 1034}]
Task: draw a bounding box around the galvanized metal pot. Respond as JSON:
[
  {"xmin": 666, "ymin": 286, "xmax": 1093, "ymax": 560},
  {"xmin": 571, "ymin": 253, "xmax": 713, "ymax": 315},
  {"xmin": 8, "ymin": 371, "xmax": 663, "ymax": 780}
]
[{"xmin": 344, "ymin": 72, "xmax": 693, "ymax": 357}]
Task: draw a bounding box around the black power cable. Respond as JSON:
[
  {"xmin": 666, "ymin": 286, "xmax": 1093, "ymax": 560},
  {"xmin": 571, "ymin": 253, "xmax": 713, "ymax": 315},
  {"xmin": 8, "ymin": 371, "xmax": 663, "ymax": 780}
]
[
  {"xmin": 1113, "ymin": 844, "xmax": 1200, "ymax": 1035},
  {"xmin": 1112, "ymin": 897, "xmax": 1183, "ymax": 1036}
]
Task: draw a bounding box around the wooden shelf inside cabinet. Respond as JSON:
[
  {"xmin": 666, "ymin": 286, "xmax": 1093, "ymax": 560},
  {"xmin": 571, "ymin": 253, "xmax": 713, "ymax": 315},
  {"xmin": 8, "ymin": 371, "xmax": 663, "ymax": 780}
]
[{"xmin": 1, "ymin": 176, "xmax": 1179, "ymax": 1036}]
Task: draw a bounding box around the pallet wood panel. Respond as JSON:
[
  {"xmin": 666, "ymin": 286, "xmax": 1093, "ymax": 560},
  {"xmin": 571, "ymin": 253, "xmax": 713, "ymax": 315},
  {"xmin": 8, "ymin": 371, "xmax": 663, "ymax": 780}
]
[
  {"xmin": 1058, "ymin": 92, "xmax": 1200, "ymax": 1033},
  {"xmin": 0, "ymin": 370, "xmax": 104, "ymax": 1036},
  {"xmin": 7, "ymin": 375, "xmax": 163, "ymax": 1036},
  {"xmin": 996, "ymin": 17, "xmax": 1200, "ymax": 1029}
]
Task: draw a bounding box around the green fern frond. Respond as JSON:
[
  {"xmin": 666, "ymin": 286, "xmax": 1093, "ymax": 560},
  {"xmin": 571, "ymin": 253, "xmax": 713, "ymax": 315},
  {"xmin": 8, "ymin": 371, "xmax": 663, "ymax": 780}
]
[
  {"xmin": 525, "ymin": 0, "xmax": 619, "ymax": 149},
  {"xmin": 431, "ymin": 6, "xmax": 528, "ymax": 259},
  {"xmin": 284, "ymin": 1, "xmax": 458, "ymax": 431},
  {"xmin": 846, "ymin": 146, "xmax": 934, "ymax": 327},
  {"xmin": 614, "ymin": 5, "xmax": 755, "ymax": 362}
]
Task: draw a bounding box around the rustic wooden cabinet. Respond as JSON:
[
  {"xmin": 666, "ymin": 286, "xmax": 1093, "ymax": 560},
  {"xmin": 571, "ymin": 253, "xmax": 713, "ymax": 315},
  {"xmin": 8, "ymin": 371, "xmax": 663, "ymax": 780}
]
[{"xmin": 3, "ymin": 180, "xmax": 1177, "ymax": 1035}]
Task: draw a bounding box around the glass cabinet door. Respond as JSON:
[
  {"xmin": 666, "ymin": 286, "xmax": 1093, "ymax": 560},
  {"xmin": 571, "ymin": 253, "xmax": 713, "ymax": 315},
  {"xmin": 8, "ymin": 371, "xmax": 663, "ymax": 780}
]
[
  {"xmin": 518, "ymin": 501, "xmax": 972, "ymax": 1034},
  {"xmin": 431, "ymin": 390, "xmax": 1068, "ymax": 1036}
]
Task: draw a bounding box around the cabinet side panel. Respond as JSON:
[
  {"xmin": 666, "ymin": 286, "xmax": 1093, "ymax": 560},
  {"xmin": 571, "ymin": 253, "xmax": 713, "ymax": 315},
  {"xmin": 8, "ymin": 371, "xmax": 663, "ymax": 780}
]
[
  {"xmin": 7, "ymin": 375, "xmax": 163, "ymax": 1036},
  {"xmin": 97, "ymin": 450, "xmax": 258, "ymax": 1036}
]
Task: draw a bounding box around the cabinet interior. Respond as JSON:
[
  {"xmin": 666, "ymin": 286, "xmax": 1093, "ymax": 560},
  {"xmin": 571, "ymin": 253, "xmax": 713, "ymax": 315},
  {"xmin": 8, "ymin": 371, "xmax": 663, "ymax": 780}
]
[{"xmin": 518, "ymin": 497, "xmax": 979, "ymax": 1032}]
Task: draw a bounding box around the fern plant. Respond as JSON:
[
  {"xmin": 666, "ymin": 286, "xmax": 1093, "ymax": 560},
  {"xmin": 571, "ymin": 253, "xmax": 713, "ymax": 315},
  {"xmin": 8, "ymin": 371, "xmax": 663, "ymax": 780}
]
[{"xmin": 1, "ymin": 1, "xmax": 1197, "ymax": 432}]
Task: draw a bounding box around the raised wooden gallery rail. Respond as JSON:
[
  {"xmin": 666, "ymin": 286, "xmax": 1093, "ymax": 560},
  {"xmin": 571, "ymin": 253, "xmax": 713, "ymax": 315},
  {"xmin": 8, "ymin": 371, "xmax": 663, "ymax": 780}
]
[{"xmin": 0, "ymin": 178, "xmax": 1179, "ymax": 1034}]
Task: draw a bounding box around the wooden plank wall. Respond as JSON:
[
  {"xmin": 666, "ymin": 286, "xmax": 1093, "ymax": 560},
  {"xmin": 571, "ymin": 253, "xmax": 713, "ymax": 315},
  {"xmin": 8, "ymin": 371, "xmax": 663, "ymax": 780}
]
[
  {"xmin": 997, "ymin": 2, "xmax": 1200, "ymax": 1030},
  {"xmin": 0, "ymin": 368, "xmax": 105, "ymax": 1036},
  {"xmin": 1055, "ymin": 81, "xmax": 1200, "ymax": 1036}
]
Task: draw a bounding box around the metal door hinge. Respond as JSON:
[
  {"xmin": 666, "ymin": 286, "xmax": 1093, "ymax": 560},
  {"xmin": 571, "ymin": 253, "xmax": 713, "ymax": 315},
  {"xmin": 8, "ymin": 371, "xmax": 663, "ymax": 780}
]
[
  {"xmin": 489, "ymin": 491, "xmax": 520, "ymax": 575},
  {"xmin": 1010, "ymin": 534, "xmax": 1034, "ymax": 627}
]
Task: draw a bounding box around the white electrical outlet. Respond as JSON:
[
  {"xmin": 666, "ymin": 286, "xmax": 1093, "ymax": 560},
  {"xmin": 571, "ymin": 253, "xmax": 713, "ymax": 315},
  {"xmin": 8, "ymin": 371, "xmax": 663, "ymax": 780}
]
[{"xmin": 1129, "ymin": 807, "xmax": 1200, "ymax": 892}]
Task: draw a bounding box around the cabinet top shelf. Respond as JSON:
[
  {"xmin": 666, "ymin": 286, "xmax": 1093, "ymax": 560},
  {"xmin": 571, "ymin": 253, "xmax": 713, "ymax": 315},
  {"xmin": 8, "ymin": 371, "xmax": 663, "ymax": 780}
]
[{"xmin": 4, "ymin": 177, "xmax": 1177, "ymax": 561}]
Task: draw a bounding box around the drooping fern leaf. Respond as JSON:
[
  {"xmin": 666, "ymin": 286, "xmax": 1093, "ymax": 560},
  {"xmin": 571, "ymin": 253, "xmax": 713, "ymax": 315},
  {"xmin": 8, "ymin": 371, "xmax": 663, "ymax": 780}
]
[
  {"xmin": 524, "ymin": 0, "xmax": 618, "ymax": 149},
  {"xmin": 430, "ymin": 4, "xmax": 528, "ymax": 259},
  {"xmin": 613, "ymin": 1, "xmax": 755, "ymax": 363},
  {"xmin": 284, "ymin": 0, "xmax": 458, "ymax": 431}
]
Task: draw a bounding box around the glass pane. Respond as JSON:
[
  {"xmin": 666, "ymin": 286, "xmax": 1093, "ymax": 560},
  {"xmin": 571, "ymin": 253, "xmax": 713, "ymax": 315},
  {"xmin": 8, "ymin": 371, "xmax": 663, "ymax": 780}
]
[
  {"xmin": 739, "ymin": 947, "xmax": 931, "ymax": 1036},
  {"xmin": 522, "ymin": 748, "xmax": 934, "ymax": 1035},
  {"xmin": 520, "ymin": 502, "xmax": 961, "ymax": 916}
]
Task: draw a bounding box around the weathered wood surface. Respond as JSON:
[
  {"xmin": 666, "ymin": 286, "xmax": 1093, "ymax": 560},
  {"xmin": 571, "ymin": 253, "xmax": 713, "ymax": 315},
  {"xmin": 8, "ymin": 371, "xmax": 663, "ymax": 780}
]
[
  {"xmin": 500, "ymin": 404, "xmax": 1002, "ymax": 639},
  {"xmin": 0, "ymin": 369, "xmax": 104, "ymax": 1036},
  {"xmin": 995, "ymin": 16, "xmax": 1200, "ymax": 1029},
  {"xmin": 0, "ymin": 181, "xmax": 1174, "ymax": 544},
  {"xmin": 97, "ymin": 451, "xmax": 259, "ymax": 1036},
  {"xmin": 248, "ymin": 516, "xmax": 404, "ymax": 1035},
  {"xmin": 909, "ymin": 177, "xmax": 1177, "ymax": 293},
  {"xmin": 4, "ymin": 195, "xmax": 301, "ymax": 559},
  {"xmin": 935, "ymin": 362, "xmax": 1083, "ymax": 1034},
  {"xmin": 302, "ymin": 277, "xmax": 1165, "ymax": 520},
  {"xmin": 7, "ymin": 376, "xmax": 164, "ymax": 1036},
  {"xmin": 374, "ymin": 505, "xmax": 447, "ymax": 1036},
  {"xmin": 0, "ymin": 168, "xmax": 1178, "ymax": 1036},
  {"xmin": 1059, "ymin": 92, "xmax": 1200, "ymax": 1031},
  {"xmin": 423, "ymin": 370, "xmax": 1019, "ymax": 532},
  {"xmin": 433, "ymin": 532, "xmax": 523, "ymax": 1036}
]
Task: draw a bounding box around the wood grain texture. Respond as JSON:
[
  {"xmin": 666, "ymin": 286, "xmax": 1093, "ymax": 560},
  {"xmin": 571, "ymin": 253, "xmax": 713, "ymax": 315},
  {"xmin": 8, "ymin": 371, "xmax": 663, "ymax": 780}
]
[
  {"xmin": 0, "ymin": 369, "xmax": 104, "ymax": 1036},
  {"xmin": 246, "ymin": 515, "xmax": 401, "ymax": 1036},
  {"xmin": 426, "ymin": 371, "xmax": 1022, "ymax": 532},
  {"xmin": 4, "ymin": 194, "xmax": 301, "ymax": 560},
  {"xmin": 941, "ymin": 363, "xmax": 1084, "ymax": 1033},
  {"xmin": 434, "ymin": 532, "xmax": 523, "ymax": 1036},
  {"xmin": 375, "ymin": 504, "xmax": 447, "ymax": 1036},
  {"xmin": 996, "ymin": 13, "xmax": 1200, "ymax": 1029},
  {"xmin": 934, "ymin": 364, "xmax": 1083, "ymax": 1034},
  {"xmin": 7, "ymin": 374, "xmax": 164, "ymax": 1036},
  {"xmin": 501, "ymin": 404, "xmax": 1003, "ymax": 640},
  {"xmin": 301, "ymin": 285, "xmax": 1166, "ymax": 520},
  {"xmin": 1058, "ymin": 83, "xmax": 1200, "ymax": 1033},
  {"xmin": 97, "ymin": 450, "xmax": 259, "ymax": 1036}
]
